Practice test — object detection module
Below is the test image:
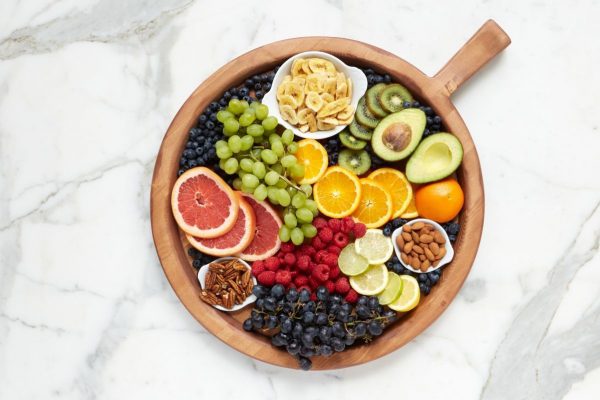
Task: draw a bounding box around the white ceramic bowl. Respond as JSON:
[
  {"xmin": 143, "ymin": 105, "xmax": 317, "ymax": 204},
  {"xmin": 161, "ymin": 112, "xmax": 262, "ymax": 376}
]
[
  {"xmin": 261, "ymin": 51, "xmax": 368, "ymax": 139},
  {"xmin": 197, "ymin": 257, "xmax": 256, "ymax": 312},
  {"xmin": 391, "ymin": 219, "xmax": 454, "ymax": 274}
]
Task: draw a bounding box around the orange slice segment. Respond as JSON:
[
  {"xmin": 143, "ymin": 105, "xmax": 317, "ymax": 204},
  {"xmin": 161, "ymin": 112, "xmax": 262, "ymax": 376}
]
[
  {"xmin": 400, "ymin": 194, "xmax": 419, "ymax": 219},
  {"xmin": 351, "ymin": 178, "xmax": 393, "ymax": 228},
  {"xmin": 368, "ymin": 168, "xmax": 413, "ymax": 218},
  {"xmin": 296, "ymin": 139, "xmax": 328, "ymax": 185},
  {"xmin": 314, "ymin": 166, "xmax": 361, "ymax": 218}
]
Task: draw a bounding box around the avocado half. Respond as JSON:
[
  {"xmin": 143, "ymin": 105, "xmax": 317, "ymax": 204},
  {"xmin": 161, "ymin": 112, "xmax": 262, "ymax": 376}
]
[
  {"xmin": 371, "ymin": 108, "xmax": 426, "ymax": 161},
  {"xmin": 406, "ymin": 133, "xmax": 463, "ymax": 183}
]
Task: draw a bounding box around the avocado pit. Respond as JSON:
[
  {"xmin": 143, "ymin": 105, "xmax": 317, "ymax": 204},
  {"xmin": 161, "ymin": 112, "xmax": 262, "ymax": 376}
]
[{"xmin": 383, "ymin": 122, "xmax": 412, "ymax": 152}]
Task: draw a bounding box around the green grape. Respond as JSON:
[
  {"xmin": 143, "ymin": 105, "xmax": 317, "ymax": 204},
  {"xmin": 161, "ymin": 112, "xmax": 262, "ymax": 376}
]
[
  {"xmin": 232, "ymin": 178, "xmax": 242, "ymax": 190},
  {"xmin": 267, "ymin": 187, "xmax": 280, "ymax": 204},
  {"xmin": 291, "ymin": 192, "xmax": 307, "ymax": 208},
  {"xmin": 250, "ymin": 101, "xmax": 261, "ymax": 110},
  {"xmin": 250, "ymin": 148, "xmax": 262, "ymax": 159},
  {"xmin": 241, "ymin": 185, "xmax": 254, "ymax": 194},
  {"xmin": 215, "ymin": 140, "xmax": 228, "ymax": 150},
  {"xmin": 284, "ymin": 213, "xmax": 297, "ymax": 229},
  {"xmin": 223, "ymin": 118, "xmax": 240, "ymax": 135},
  {"xmin": 281, "ymin": 129, "xmax": 294, "ymax": 145},
  {"xmin": 228, "ymin": 99, "xmax": 244, "ymax": 115},
  {"xmin": 238, "ymin": 170, "xmax": 248, "ymax": 178},
  {"xmin": 239, "ymin": 112, "xmax": 256, "ymax": 127},
  {"xmin": 271, "ymin": 163, "xmax": 283, "ymax": 174},
  {"xmin": 253, "ymin": 135, "xmax": 265, "ymax": 145},
  {"xmin": 290, "ymin": 227, "xmax": 304, "ymax": 245},
  {"xmin": 253, "ymin": 184, "xmax": 268, "ymax": 201},
  {"xmin": 240, "ymin": 158, "xmax": 254, "ymax": 172},
  {"xmin": 247, "ymin": 124, "xmax": 264, "ymax": 137},
  {"xmin": 280, "ymin": 154, "xmax": 297, "ymax": 168},
  {"xmin": 240, "ymin": 135, "xmax": 254, "ymax": 151},
  {"xmin": 305, "ymin": 199, "xmax": 318, "ymax": 216},
  {"xmin": 277, "ymin": 189, "xmax": 291, "ymax": 206},
  {"xmin": 252, "ymin": 162, "xmax": 266, "ymax": 179},
  {"xmin": 261, "ymin": 149, "xmax": 278, "ymax": 164},
  {"xmin": 223, "ymin": 158, "xmax": 239, "ymax": 175},
  {"xmin": 239, "ymin": 100, "xmax": 250, "ymax": 112},
  {"xmin": 289, "ymin": 163, "xmax": 305, "ymax": 179},
  {"xmin": 255, "ymin": 104, "xmax": 269, "ymax": 120},
  {"xmin": 287, "ymin": 142, "xmax": 299, "ymax": 154},
  {"xmin": 216, "ymin": 146, "xmax": 232, "ymax": 159},
  {"xmin": 242, "ymin": 174, "xmax": 259, "ymax": 189},
  {"xmin": 228, "ymin": 135, "xmax": 242, "ymax": 153},
  {"xmin": 219, "ymin": 158, "xmax": 227, "ymax": 170},
  {"xmin": 276, "ymin": 178, "xmax": 288, "ymax": 189},
  {"xmin": 217, "ymin": 110, "xmax": 234, "ymax": 123},
  {"xmin": 286, "ymin": 186, "xmax": 297, "ymax": 197},
  {"xmin": 271, "ymin": 141, "xmax": 285, "ymax": 157},
  {"xmin": 262, "ymin": 116, "xmax": 278, "ymax": 131},
  {"xmin": 265, "ymin": 171, "xmax": 279, "ymax": 186},
  {"xmin": 279, "ymin": 226, "xmax": 291, "ymax": 242},
  {"xmin": 300, "ymin": 184, "xmax": 312, "ymax": 197},
  {"xmin": 268, "ymin": 134, "xmax": 281, "ymax": 145},
  {"xmin": 296, "ymin": 207, "xmax": 314, "ymax": 224},
  {"xmin": 301, "ymin": 224, "xmax": 317, "ymax": 238}
]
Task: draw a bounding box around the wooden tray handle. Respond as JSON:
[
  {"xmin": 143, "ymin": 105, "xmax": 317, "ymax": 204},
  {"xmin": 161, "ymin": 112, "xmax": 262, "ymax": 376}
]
[{"xmin": 433, "ymin": 19, "xmax": 511, "ymax": 97}]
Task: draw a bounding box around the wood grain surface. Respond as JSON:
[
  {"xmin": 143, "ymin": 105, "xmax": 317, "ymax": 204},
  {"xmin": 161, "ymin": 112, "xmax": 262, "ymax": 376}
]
[{"xmin": 150, "ymin": 20, "xmax": 510, "ymax": 370}]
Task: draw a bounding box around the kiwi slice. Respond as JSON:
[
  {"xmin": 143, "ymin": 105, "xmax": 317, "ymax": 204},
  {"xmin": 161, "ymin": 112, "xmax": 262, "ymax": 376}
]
[
  {"xmin": 339, "ymin": 131, "xmax": 367, "ymax": 150},
  {"xmin": 355, "ymin": 97, "xmax": 381, "ymax": 129},
  {"xmin": 365, "ymin": 83, "xmax": 389, "ymax": 118},
  {"xmin": 338, "ymin": 149, "xmax": 371, "ymax": 175},
  {"xmin": 349, "ymin": 119, "xmax": 373, "ymax": 140},
  {"xmin": 380, "ymin": 84, "xmax": 414, "ymax": 113}
]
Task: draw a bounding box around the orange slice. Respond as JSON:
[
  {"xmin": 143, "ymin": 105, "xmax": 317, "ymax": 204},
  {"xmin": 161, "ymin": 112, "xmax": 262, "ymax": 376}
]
[
  {"xmin": 351, "ymin": 178, "xmax": 393, "ymax": 228},
  {"xmin": 368, "ymin": 168, "xmax": 413, "ymax": 218},
  {"xmin": 314, "ymin": 166, "xmax": 361, "ymax": 218},
  {"xmin": 296, "ymin": 139, "xmax": 328, "ymax": 184},
  {"xmin": 400, "ymin": 193, "xmax": 419, "ymax": 219}
]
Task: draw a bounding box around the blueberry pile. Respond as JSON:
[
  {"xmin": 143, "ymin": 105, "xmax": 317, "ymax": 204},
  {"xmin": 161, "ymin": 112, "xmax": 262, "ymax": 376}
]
[
  {"xmin": 362, "ymin": 68, "xmax": 392, "ymax": 87},
  {"xmin": 244, "ymin": 284, "xmax": 397, "ymax": 370},
  {"xmin": 322, "ymin": 137, "xmax": 340, "ymax": 166},
  {"xmin": 188, "ymin": 247, "xmax": 215, "ymax": 270}
]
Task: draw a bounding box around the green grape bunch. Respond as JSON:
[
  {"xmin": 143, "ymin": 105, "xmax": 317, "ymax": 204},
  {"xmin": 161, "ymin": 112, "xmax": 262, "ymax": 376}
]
[{"xmin": 214, "ymin": 98, "xmax": 319, "ymax": 245}]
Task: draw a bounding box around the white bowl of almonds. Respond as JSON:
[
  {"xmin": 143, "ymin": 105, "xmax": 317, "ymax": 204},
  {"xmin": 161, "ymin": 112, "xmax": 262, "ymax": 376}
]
[
  {"xmin": 198, "ymin": 257, "xmax": 257, "ymax": 312},
  {"xmin": 261, "ymin": 51, "xmax": 368, "ymax": 139},
  {"xmin": 391, "ymin": 219, "xmax": 454, "ymax": 274}
]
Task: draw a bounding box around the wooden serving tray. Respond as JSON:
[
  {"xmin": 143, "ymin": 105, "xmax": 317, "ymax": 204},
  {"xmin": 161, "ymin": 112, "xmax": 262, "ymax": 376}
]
[{"xmin": 151, "ymin": 20, "xmax": 510, "ymax": 370}]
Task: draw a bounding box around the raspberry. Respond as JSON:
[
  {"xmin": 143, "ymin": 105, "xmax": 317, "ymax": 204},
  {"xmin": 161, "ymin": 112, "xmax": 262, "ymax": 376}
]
[
  {"xmin": 264, "ymin": 256, "xmax": 281, "ymax": 271},
  {"xmin": 251, "ymin": 260, "xmax": 266, "ymax": 276},
  {"xmin": 303, "ymin": 246, "xmax": 317, "ymax": 257},
  {"xmin": 322, "ymin": 253, "xmax": 338, "ymax": 268},
  {"xmin": 329, "ymin": 265, "xmax": 340, "ymax": 280},
  {"xmin": 341, "ymin": 217, "xmax": 355, "ymax": 234},
  {"xmin": 318, "ymin": 227, "xmax": 334, "ymax": 243},
  {"xmin": 333, "ymin": 232, "xmax": 349, "ymax": 248},
  {"xmin": 334, "ymin": 276, "xmax": 350, "ymax": 294},
  {"xmin": 327, "ymin": 245, "xmax": 341, "ymax": 255},
  {"xmin": 294, "ymin": 274, "xmax": 309, "ymax": 287},
  {"xmin": 345, "ymin": 288, "xmax": 359, "ymax": 303},
  {"xmin": 280, "ymin": 242, "xmax": 295, "ymax": 253},
  {"xmin": 313, "ymin": 217, "xmax": 328, "ymax": 229},
  {"xmin": 324, "ymin": 280, "xmax": 335, "ymax": 293},
  {"xmin": 257, "ymin": 271, "xmax": 276, "ymax": 286},
  {"xmin": 310, "ymin": 292, "xmax": 317, "ymax": 301},
  {"xmin": 308, "ymin": 275, "xmax": 320, "ymax": 289},
  {"xmin": 315, "ymin": 250, "xmax": 329, "ymax": 263},
  {"xmin": 296, "ymin": 255, "xmax": 311, "ymax": 271},
  {"xmin": 283, "ymin": 252, "xmax": 296, "ymax": 266},
  {"xmin": 327, "ymin": 218, "xmax": 342, "ymax": 233},
  {"xmin": 275, "ymin": 270, "xmax": 292, "ymax": 286},
  {"xmin": 312, "ymin": 264, "xmax": 330, "ymax": 282},
  {"xmin": 353, "ymin": 222, "xmax": 366, "ymax": 238},
  {"xmin": 311, "ymin": 236, "xmax": 326, "ymax": 250},
  {"xmin": 297, "ymin": 285, "xmax": 311, "ymax": 293}
]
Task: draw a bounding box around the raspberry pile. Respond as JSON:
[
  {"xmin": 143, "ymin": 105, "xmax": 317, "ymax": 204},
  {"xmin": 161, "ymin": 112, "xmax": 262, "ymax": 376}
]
[{"xmin": 251, "ymin": 217, "xmax": 367, "ymax": 303}]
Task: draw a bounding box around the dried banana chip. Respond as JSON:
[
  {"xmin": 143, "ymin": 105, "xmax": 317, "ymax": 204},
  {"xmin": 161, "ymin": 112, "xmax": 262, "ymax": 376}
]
[
  {"xmin": 297, "ymin": 108, "xmax": 313, "ymax": 125},
  {"xmin": 306, "ymin": 91, "xmax": 324, "ymax": 112},
  {"xmin": 324, "ymin": 77, "xmax": 337, "ymax": 96},
  {"xmin": 306, "ymin": 73, "xmax": 326, "ymax": 92},
  {"xmin": 292, "ymin": 76, "xmax": 306, "ymax": 88},
  {"xmin": 291, "ymin": 59, "xmax": 306, "ymax": 77},
  {"xmin": 276, "ymin": 76, "xmax": 291, "ymax": 101},
  {"xmin": 298, "ymin": 124, "xmax": 309, "ymax": 133},
  {"xmin": 280, "ymin": 105, "xmax": 298, "ymax": 125},
  {"xmin": 284, "ymin": 82, "xmax": 305, "ymax": 107},
  {"xmin": 346, "ymin": 77, "xmax": 353, "ymax": 99},
  {"xmin": 317, "ymin": 98, "xmax": 350, "ymax": 118},
  {"xmin": 279, "ymin": 94, "xmax": 298, "ymax": 109},
  {"xmin": 301, "ymin": 61, "xmax": 312, "ymax": 75},
  {"xmin": 335, "ymin": 82, "xmax": 348, "ymax": 100},
  {"xmin": 320, "ymin": 93, "xmax": 335, "ymax": 103},
  {"xmin": 337, "ymin": 104, "xmax": 355, "ymax": 121},
  {"xmin": 317, "ymin": 119, "xmax": 336, "ymax": 130},
  {"xmin": 306, "ymin": 113, "xmax": 317, "ymax": 132},
  {"xmin": 308, "ymin": 58, "xmax": 335, "ymax": 74}
]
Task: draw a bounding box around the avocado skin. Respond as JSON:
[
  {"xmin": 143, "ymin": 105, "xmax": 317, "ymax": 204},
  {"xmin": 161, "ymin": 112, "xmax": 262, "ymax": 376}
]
[
  {"xmin": 371, "ymin": 108, "xmax": 426, "ymax": 161},
  {"xmin": 406, "ymin": 133, "xmax": 464, "ymax": 183}
]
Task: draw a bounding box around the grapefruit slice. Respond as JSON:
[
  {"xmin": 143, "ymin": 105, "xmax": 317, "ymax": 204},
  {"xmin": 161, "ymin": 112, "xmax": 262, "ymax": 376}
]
[
  {"xmin": 186, "ymin": 193, "xmax": 256, "ymax": 256},
  {"xmin": 171, "ymin": 167, "xmax": 239, "ymax": 238},
  {"xmin": 237, "ymin": 193, "xmax": 282, "ymax": 261}
]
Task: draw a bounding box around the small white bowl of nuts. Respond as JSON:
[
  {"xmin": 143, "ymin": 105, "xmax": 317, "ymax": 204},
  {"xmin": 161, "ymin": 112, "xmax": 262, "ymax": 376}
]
[
  {"xmin": 197, "ymin": 257, "xmax": 257, "ymax": 312},
  {"xmin": 391, "ymin": 219, "xmax": 454, "ymax": 274}
]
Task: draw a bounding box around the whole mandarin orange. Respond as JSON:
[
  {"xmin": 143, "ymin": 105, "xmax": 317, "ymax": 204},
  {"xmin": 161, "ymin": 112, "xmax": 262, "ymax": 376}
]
[{"xmin": 414, "ymin": 178, "xmax": 464, "ymax": 223}]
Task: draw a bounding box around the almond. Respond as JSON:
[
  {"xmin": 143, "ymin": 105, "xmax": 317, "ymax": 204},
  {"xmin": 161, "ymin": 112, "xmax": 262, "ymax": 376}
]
[
  {"xmin": 436, "ymin": 247, "xmax": 447, "ymax": 260},
  {"xmin": 412, "ymin": 257, "xmax": 421, "ymax": 269},
  {"xmin": 420, "ymin": 234, "xmax": 433, "ymax": 244},
  {"xmin": 413, "ymin": 245, "xmax": 424, "ymax": 254},
  {"xmin": 434, "ymin": 231, "xmax": 446, "ymax": 244},
  {"xmin": 424, "ymin": 247, "xmax": 435, "ymax": 261},
  {"xmin": 411, "ymin": 231, "xmax": 420, "ymax": 243},
  {"xmin": 403, "ymin": 224, "xmax": 412, "ymax": 233},
  {"xmin": 402, "ymin": 232, "xmax": 412, "ymax": 242},
  {"xmin": 412, "ymin": 222, "xmax": 425, "ymax": 230},
  {"xmin": 430, "ymin": 242, "xmax": 440, "ymax": 255},
  {"xmin": 396, "ymin": 234, "xmax": 405, "ymax": 248},
  {"xmin": 401, "ymin": 252, "xmax": 410, "ymax": 264},
  {"xmin": 404, "ymin": 241, "xmax": 413, "ymax": 253},
  {"xmin": 433, "ymin": 260, "xmax": 440, "ymax": 267},
  {"xmin": 422, "ymin": 259, "xmax": 431, "ymax": 270},
  {"xmin": 419, "ymin": 254, "xmax": 426, "ymax": 261}
]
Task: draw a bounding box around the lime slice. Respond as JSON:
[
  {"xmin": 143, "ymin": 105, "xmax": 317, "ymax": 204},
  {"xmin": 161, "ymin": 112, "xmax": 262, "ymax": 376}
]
[
  {"xmin": 377, "ymin": 272, "xmax": 403, "ymax": 305},
  {"xmin": 388, "ymin": 275, "xmax": 420, "ymax": 312},
  {"xmin": 338, "ymin": 243, "xmax": 369, "ymax": 276},
  {"xmin": 354, "ymin": 229, "xmax": 394, "ymax": 264},
  {"xmin": 349, "ymin": 264, "xmax": 389, "ymax": 295}
]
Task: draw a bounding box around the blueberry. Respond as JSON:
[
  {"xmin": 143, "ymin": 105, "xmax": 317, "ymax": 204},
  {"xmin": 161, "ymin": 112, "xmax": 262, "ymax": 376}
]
[
  {"xmin": 254, "ymin": 82, "xmax": 262, "ymax": 90},
  {"xmin": 209, "ymin": 101, "xmax": 219, "ymax": 111},
  {"xmin": 239, "ymin": 88, "xmax": 249, "ymax": 96},
  {"xmin": 242, "ymin": 95, "xmax": 252, "ymax": 102},
  {"xmin": 255, "ymin": 90, "xmax": 264, "ymax": 99},
  {"xmin": 449, "ymin": 234, "xmax": 457, "ymax": 242},
  {"xmin": 218, "ymin": 98, "xmax": 227, "ymax": 107},
  {"xmin": 418, "ymin": 274, "xmax": 428, "ymax": 283},
  {"xmin": 223, "ymin": 91, "xmax": 232, "ymax": 100},
  {"xmin": 245, "ymin": 78, "xmax": 254, "ymax": 87},
  {"xmin": 433, "ymin": 115, "xmax": 442, "ymax": 124},
  {"xmin": 403, "ymin": 101, "xmax": 412, "ymax": 108},
  {"xmin": 374, "ymin": 75, "xmax": 384, "ymax": 83},
  {"xmin": 263, "ymin": 82, "xmax": 271, "ymax": 92},
  {"xmin": 383, "ymin": 225, "xmax": 392, "ymax": 237},
  {"xmin": 364, "ymin": 68, "xmax": 374, "ymax": 75},
  {"xmin": 446, "ymin": 222, "xmax": 460, "ymax": 235},
  {"xmin": 198, "ymin": 114, "xmax": 207, "ymax": 123},
  {"xmin": 298, "ymin": 356, "xmax": 312, "ymax": 370},
  {"xmin": 429, "ymin": 273, "xmax": 440, "ymax": 284},
  {"xmin": 383, "ymin": 74, "xmax": 391, "ymax": 83},
  {"xmin": 411, "ymin": 101, "xmax": 420, "ymax": 108},
  {"xmin": 243, "ymin": 318, "xmax": 253, "ymax": 331},
  {"xmin": 392, "ymin": 263, "xmax": 402, "ymax": 274},
  {"xmin": 206, "ymin": 121, "xmax": 215, "ymax": 130}
]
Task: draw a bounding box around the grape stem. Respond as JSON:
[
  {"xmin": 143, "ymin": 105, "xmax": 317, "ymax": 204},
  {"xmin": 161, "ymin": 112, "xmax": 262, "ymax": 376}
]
[{"xmin": 247, "ymin": 151, "xmax": 305, "ymax": 192}]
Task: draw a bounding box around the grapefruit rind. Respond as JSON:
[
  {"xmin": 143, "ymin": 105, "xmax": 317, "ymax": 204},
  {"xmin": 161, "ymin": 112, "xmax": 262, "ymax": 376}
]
[{"xmin": 236, "ymin": 193, "xmax": 282, "ymax": 261}]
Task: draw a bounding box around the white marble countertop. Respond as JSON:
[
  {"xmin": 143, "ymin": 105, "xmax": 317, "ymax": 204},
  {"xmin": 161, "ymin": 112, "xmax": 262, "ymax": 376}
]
[{"xmin": 1, "ymin": 0, "xmax": 599, "ymax": 399}]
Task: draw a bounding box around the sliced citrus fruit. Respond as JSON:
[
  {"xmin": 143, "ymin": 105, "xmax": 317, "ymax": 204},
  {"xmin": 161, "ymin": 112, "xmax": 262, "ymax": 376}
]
[
  {"xmin": 351, "ymin": 178, "xmax": 392, "ymax": 228},
  {"xmin": 377, "ymin": 272, "xmax": 403, "ymax": 305},
  {"xmin": 400, "ymin": 192, "xmax": 419, "ymax": 219},
  {"xmin": 354, "ymin": 229, "xmax": 394, "ymax": 264},
  {"xmin": 388, "ymin": 275, "xmax": 420, "ymax": 312},
  {"xmin": 313, "ymin": 166, "xmax": 361, "ymax": 218},
  {"xmin": 296, "ymin": 139, "xmax": 328, "ymax": 184},
  {"xmin": 337, "ymin": 243, "xmax": 369, "ymax": 276},
  {"xmin": 368, "ymin": 168, "xmax": 413, "ymax": 218},
  {"xmin": 236, "ymin": 193, "xmax": 282, "ymax": 261},
  {"xmin": 349, "ymin": 264, "xmax": 389, "ymax": 295},
  {"xmin": 186, "ymin": 193, "xmax": 256, "ymax": 256},
  {"xmin": 171, "ymin": 167, "xmax": 239, "ymax": 238}
]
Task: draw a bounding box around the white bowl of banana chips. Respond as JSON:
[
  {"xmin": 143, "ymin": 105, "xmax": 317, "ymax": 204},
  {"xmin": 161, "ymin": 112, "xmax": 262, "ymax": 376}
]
[{"xmin": 262, "ymin": 51, "xmax": 368, "ymax": 139}]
